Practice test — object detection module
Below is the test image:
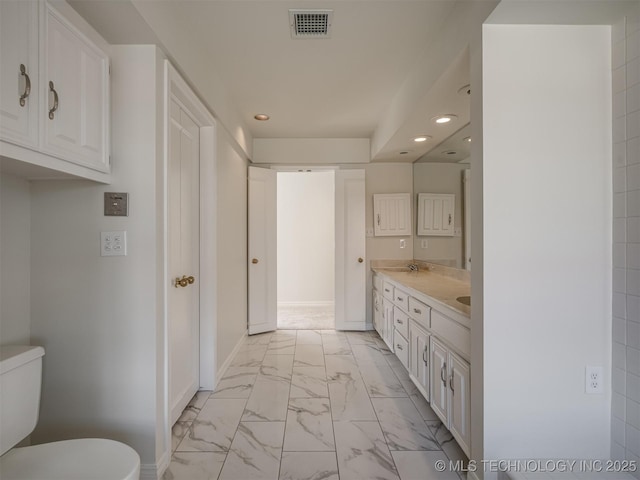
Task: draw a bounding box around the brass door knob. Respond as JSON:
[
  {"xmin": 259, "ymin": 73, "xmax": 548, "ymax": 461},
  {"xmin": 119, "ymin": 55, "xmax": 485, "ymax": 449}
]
[
  {"xmin": 358, "ymin": 257, "xmax": 364, "ymax": 263},
  {"xmin": 175, "ymin": 276, "xmax": 189, "ymax": 288},
  {"xmin": 187, "ymin": 276, "xmax": 195, "ymax": 284},
  {"xmin": 252, "ymin": 258, "xmax": 259, "ymax": 264}
]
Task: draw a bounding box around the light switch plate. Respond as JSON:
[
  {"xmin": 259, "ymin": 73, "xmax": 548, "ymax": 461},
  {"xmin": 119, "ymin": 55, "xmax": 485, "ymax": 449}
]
[
  {"xmin": 104, "ymin": 192, "xmax": 129, "ymax": 216},
  {"xmin": 101, "ymin": 231, "xmax": 127, "ymax": 256}
]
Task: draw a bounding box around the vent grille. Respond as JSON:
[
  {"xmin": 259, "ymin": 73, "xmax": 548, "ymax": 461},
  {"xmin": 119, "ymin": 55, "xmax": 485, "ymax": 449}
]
[{"xmin": 289, "ymin": 9, "xmax": 333, "ymax": 39}]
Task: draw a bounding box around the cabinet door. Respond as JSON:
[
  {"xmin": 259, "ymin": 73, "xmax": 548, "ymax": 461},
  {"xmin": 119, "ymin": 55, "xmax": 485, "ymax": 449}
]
[
  {"xmin": 394, "ymin": 329, "xmax": 409, "ymax": 370},
  {"xmin": 373, "ymin": 193, "xmax": 411, "ymax": 236},
  {"xmin": 417, "ymin": 193, "xmax": 455, "ymax": 236},
  {"xmin": 448, "ymin": 352, "xmax": 470, "ymax": 456},
  {"xmin": 429, "ymin": 337, "xmax": 448, "ymax": 424},
  {"xmin": 410, "ymin": 322, "xmax": 430, "ymax": 401},
  {"xmin": 0, "ymin": 0, "xmax": 39, "ymax": 148},
  {"xmin": 42, "ymin": 3, "xmax": 109, "ymax": 172},
  {"xmin": 373, "ymin": 290, "xmax": 382, "ymax": 336},
  {"xmin": 382, "ymin": 298, "xmax": 395, "ymax": 350}
]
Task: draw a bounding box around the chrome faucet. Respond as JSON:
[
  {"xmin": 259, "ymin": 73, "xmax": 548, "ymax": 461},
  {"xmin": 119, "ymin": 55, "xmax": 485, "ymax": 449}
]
[{"xmin": 408, "ymin": 263, "xmax": 419, "ymax": 272}]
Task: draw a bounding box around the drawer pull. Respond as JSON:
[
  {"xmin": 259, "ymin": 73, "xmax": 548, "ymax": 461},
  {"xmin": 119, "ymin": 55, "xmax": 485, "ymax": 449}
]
[
  {"xmin": 396, "ymin": 344, "xmax": 403, "ymax": 351},
  {"xmin": 48, "ymin": 81, "xmax": 59, "ymax": 120},
  {"xmin": 384, "ymin": 288, "xmax": 390, "ymax": 293},
  {"xmin": 413, "ymin": 308, "xmax": 422, "ymax": 314},
  {"xmin": 396, "ymin": 319, "xmax": 403, "ymax": 325},
  {"xmin": 397, "ymin": 296, "xmax": 403, "ymax": 301}
]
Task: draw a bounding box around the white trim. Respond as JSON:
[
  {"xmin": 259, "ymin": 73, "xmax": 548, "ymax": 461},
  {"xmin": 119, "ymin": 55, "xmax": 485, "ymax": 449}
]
[
  {"xmin": 277, "ymin": 301, "xmax": 335, "ymax": 308},
  {"xmin": 140, "ymin": 450, "xmax": 171, "ymax": 480},
  {"xmin": 270, "ymin": 165, "xmax": 339, "ymax": 171},
  {"xmin": 216, "ymin": 331, "xmax": 248, "ymax": 381}
]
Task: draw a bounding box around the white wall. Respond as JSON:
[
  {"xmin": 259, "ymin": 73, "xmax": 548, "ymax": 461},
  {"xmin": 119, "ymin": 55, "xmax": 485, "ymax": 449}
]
[
  {"xmin": 29, "ymin": 46, "xmax": 162, "ymax": 471},
  {"xmin": 0, "ymin": 173, "xmax": 31, "ymax": 345},
  {"xmin": 216, "ymin": 127, "xmax": 250, "ymax": 371},
  {"xmin": 482, "ymin": 24, "xmax": 612, "ymax": 463},
  {"xmin": 413, "ymin": 163, "xmax": 467, "ymax": 267},
  {"xmin": 277, "ymin": 171, "xmax": 334, "ymax": 304}
]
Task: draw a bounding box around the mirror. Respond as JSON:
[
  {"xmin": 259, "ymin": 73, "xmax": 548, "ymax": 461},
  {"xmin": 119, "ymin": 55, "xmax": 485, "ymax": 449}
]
[{"xmin": 413, "ymin": 123, "xmax": 471, "ymax": 270}]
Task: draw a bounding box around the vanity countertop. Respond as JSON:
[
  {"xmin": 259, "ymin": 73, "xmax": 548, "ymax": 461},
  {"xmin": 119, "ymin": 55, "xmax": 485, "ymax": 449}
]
[{"xmin": 372, "ymin": 262, "xmax": 470, "ymax": 319}]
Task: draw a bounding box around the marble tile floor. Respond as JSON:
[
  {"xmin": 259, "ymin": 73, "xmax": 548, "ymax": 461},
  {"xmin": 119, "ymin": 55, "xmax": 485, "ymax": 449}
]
[
  {"xmin": 277, "ymin": 304, "xmax": 335, "ymax": 330},
  {"xmin": 163, "ymin": 329, "xmax": 467, "ymax": 480}
]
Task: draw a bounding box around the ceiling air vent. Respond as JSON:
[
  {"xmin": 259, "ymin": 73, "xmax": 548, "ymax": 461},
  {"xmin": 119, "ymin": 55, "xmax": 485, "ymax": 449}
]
[{"xmin": 289, "ymin": 9, "xmax": 333, "ymax": 39}]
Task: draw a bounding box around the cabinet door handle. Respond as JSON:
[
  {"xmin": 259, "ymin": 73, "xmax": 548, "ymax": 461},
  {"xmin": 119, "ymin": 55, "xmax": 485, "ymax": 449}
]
[
  {"xmin": 448, "ymin": 213, "xmax": 452, "ymax": 225},
  {"xmin": 384, "ymin": 288, "xmax": 390, "ymax": 293},
  {"xmin": 396, "ymin": 344, "xmax": 403, "ymax": 351},
  {"xmin": 449, "ymin": 370, "xmax": 455, "ymax": 395},
  {"xmin": 19, "ymin": 64, "xmax": 31, "ymax": 107},
  {"xmin": 440, "ymin": 363, "xmax": 446, "ymax": 385},
  {"xmin": 377, "ymin": 214, "xmax": 381, "ymax": 226},
  {"xmin": 422, "ymin": 346, "xmax": 428, "ymax": 366},
  {"xmin": 397, "ymin": 296, "xmax": 403, "ymax": 301},
  {"xmin": 48, "ymin": 81, "xmax": 59, "ymax": 120},
  {"xmin": 413, "ymin": 308, "xmax": 422, "ymax": 314},
  {"xmin": 396, "ymin": 319, "xmax": 403, "ymax": 325}
]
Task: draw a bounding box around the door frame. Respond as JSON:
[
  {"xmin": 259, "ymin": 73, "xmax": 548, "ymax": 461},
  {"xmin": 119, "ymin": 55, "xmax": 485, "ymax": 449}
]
[{"xmin": 161, "ymin": 60, "xmax": 217, "ymax": 466}]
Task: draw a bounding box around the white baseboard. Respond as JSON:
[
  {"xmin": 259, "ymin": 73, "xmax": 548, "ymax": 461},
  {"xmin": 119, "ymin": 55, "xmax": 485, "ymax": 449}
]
[
  {"xmin": 215, "ymin": 331, "xmax": 248, "ymax": 383},
  {"xmin": 277, "ymin": 301, "xmax": 335, "ymax": 307},
  {"xmin": 140, "ymin": 448, "xmax": 170, "ymax": 480}
]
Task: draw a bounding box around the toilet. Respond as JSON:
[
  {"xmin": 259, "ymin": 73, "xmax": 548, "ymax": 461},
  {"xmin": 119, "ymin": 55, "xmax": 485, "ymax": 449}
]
[{"xmin": 0, "ymin": 346, "xmax": 140, "ymax": 480}]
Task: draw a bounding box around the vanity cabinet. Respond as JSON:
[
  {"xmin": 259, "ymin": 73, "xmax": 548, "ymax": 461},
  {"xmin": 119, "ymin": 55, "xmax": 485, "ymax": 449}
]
[
  {"xmin": 373, "ymin": 193, "xmax": 411, "ymax": 236},
  {"xmin": 417, "ymin": 193, "xmax": 455, "ymax": 236},
  {"xmin": 430, "ymin": 336, "xmax": 470, "ymax": 456},
  {"xmin": 0, "ymin": 1, "xmax": 110, "ymax": 182}
]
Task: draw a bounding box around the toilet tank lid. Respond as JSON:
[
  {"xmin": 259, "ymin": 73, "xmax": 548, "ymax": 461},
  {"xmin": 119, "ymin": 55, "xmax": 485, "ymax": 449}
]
[{"xmin": 0, "ymin": 346, "xmax": 45, "ymax": 375}]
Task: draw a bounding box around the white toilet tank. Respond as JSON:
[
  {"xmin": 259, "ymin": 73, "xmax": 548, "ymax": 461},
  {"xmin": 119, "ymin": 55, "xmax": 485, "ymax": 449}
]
[{"xmin": 0, "ymin": 346, "xmax": 45, "ymax": 456}]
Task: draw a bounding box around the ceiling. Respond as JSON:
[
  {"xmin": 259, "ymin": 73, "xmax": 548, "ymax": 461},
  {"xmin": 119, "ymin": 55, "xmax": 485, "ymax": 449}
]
[{"xmin": 70, "ymin": 0, "xmax": 471, "ymax": 163}]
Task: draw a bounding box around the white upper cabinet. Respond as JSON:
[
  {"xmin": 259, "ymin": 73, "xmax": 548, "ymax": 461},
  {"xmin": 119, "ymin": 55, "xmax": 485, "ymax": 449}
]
[
  {"xmin": 0, "ymin": 1, "xmax": 110, "ymax": 182},
  {"xmin": 42, "ymin": 3, "xmax": 109, "ymax": 172},
  {"xmin": 417, "ymin": 193, "xmax": 455, "ymax": 236},
  {"xmin": 0, "ymin": 1, "xmax": 39, "ymax": 148},
  {"xmin": 373, "ymin": 193, "xmax": 411, "ymax": 236}
]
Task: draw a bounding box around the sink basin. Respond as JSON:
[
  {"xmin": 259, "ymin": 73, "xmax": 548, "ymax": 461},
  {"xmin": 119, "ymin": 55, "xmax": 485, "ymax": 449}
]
[{"xmin": 456, "ymin": 296, "xmax": 471, "ymax": 306}]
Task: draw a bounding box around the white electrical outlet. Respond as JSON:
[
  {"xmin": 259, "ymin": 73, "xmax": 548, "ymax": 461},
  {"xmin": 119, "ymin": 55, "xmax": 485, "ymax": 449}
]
[
  {"xmin": 421, "ymin": 239, "xmax": 428, "ymax": 249},
  {"xmin": 585, "ymin": 366, "xmax": 603, "ymax": 394},
  {"xmin": 101, "ymin": 231, "xmax": 127, "ymax": 257},
  {"xmin": 400, "ymin": 239, "xmax": 406, "ymax": 249}
]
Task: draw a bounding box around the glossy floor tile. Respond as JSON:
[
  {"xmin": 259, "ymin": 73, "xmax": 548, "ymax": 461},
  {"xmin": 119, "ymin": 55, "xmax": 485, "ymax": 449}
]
[{"xmin": 163, "ymin": 329, "xmax": 468, "ymax": 480}]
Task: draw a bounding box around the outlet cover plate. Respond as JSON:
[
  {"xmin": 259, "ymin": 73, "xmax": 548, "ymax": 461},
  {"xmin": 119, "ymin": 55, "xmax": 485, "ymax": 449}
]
[
  {"xmin": 101, "ymin": 231, "xmax": 127, "ymax": 257},
  {"xmin": 585, "ymin": 366, "xmax": 603, "ymax": 394}
]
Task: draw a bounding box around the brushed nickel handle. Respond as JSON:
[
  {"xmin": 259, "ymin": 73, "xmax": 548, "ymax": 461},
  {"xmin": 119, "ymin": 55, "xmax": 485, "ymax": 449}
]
[
  {"xmin": 48, "ymin": 81, "xmax": 58, "ymax": 120},
  {"xmin": 358, "ymin": 257, "xmax": 364, "ymax": 263},
  {"xmin": 384, "ymin": 288, "xmax": 390, "ymax": 293},
  {"xmin": 397, "ymin": 296, "xmax": 403, "ymax": 301},
  {"xmin": 175, "ymin": 276, "xmax": 189, "ymax": 288},
  {"xmin": 377, "ymin": 214, "xmax": 380, "ymax": 226},
  {"xmin": 396, "ymin": 344, "xmax": 403, "ymax": 351},
  {"xmin": 19, "ymin": 64, "xmax": 31, "ymax": 107},
  {"xmin": 440, "ymin": 363, "xmax": 446, "ymax": 385},
  {"xmin": 449, "ymin": 370, "xmax": 455, "ymax": 394},
  {"xmin": 448, "ymin": 214, "xmax": 452, "ymax": 225},
  {"xmin": 422, "ymin": 346, "xmax": 428, "ymax": 366},
  {"xmin": 252, "ymin": 258, "xmax": 259, "ymax": 264},
  {"xmin": 396, "ymin": 319, "xmax": 403, "ymax": 325},
  {"xmin": 413, "ymin": 308, "xmax": 422, "ymax": 314}
]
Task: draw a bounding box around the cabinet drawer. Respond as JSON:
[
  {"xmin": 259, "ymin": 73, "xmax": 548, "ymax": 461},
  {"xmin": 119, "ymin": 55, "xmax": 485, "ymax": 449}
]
[
  {"xmin": 393, "ymin": 306, "xmax": 409, "ymax": 340},
  {"xmin": 394, "ymin": 330, "xmax": 409, "ymax": 370},
  {"xmin": 373, "ymin": 273, "xmax": 383, "ymax": 292},
  {"xmin": 408, "ymin": 297, "xmax": 430, "ymax": 328},
  {"xmin": 431, "ymin": 310, "xmax": 470, "ymax": 360},
  {"xmin": 393, "ymin": 287, "xmax": 409, "ymax": 311},
  {"xmin": 382, "ymin": 281, "xmax": 394, "ymax": 301}
]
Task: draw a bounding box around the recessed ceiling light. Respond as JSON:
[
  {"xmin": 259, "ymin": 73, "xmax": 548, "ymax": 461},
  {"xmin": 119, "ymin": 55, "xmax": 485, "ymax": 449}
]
[
  {"xmin": 463, "ymin": 136, "xmax": 471, "ymax": 143},
  {"xmin": 432, "ymin": 114, "xmax": 457, "ymax": 124},
  {"xmin": 254, "ymin": 114, "xmax": 270, "ymax": 121},
  {"xmin": 413, "ymin": 135, "xmax": 431, "ymax": 143}
]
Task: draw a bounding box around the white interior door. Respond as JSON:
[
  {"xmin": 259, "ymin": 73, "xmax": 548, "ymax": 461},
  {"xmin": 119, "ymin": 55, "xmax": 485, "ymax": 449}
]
[
  {"xmin": 168, "ymin": 98, "xmax": 200, "ymax": 425},
  {"xmin": 335, "ymin": 169, "xmax": 366, "ymax": 330},
  {"xmin": 248, "ymin": 166, "xmax": 277, "ymax": 334}
]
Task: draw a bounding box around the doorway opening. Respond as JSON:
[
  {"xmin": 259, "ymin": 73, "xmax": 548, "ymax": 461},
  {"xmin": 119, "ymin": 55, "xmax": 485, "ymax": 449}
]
[{"xmin": 276, "ymin": 170, "xmax": 335, "ymax": 330}]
